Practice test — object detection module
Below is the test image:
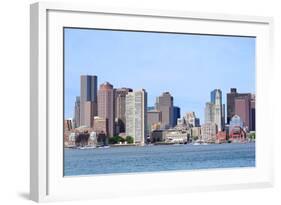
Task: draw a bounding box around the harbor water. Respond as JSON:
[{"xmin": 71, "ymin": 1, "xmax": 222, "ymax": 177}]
[{"xmin": 64, "ymin": 142, "xmax": 255, "ymax": 176}]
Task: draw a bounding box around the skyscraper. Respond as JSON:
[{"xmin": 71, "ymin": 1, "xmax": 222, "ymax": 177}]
[
  {"xmin": 205, "ymin": 89, "xmax": 223, "ymax": 131},
  {"xmin": 250, "ymin": 94, "xmax": 255, "ymax": 131},
  {"xmin": 80, "ymin": 75, "xmax": 98, "ymax": 127},
  {"xmin": 155, "ymin": 92, "xmax": 174, "ymax": 129},
  {"xmin": 226, "ymin": 88, "xmax": 251, "ymax": 124},
  {"xmin": 185, "ymin": 112, "xmax": 200, "ymax": 127},
  {"xmin": 147, "ymin": 110, "xmax": 162, "ymax": 133},
  {"xmin": 98, "ymin": 82, "xmax": 115, "ymax": 137},
  {"xmin": 235, "ymin": 95, "xmax": 251, "ymax": 130},
  {"xmin": 73, "ymin": 96, "xmax": 80, "ymax": 128},
  {"xmin": 173, "ymin": 106, "xmax": 181, "ymax": 127},
  {"xmin": 205, "ymin": 102, "xmax": 215, "ymax": 123},
  {"xmin": 125, "ymin": 89, "xmax": 147, "ymax": 144},
  {"xmin": 213, "ymin": 89, "xmax": 223, "ymax": 131},
  {"xmin": 114, "ymin": 87, "xmax": 133, "ymax": 134}
]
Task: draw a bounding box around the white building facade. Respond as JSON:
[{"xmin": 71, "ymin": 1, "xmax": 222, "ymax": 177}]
[{"xmin": 125, "ymin": 89, "xmax": 147, "ymax": 144}]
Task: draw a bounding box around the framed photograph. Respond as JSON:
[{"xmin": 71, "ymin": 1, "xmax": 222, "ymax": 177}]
[{"xmin": 30, "ymin": 2, "xmax": 274, "ymax": 202}]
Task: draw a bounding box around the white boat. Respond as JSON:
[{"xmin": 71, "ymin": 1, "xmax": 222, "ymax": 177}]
[
  {"xmin": 78, "ymin": 146, "xmax": 96, "ymax": 150},
  {"xmin": 98, "ymin": 145, "xmax": 110, "ymax": 149},
  {"xmin": 193, "ymin": 140, "xmax": 208, "ymax": 145}
]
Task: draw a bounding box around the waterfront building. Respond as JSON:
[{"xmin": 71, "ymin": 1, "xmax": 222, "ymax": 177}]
[
  {"xmin": 73, "ymin": 96, "xmax": 80, "ymax": 128},
  {"xmin": 80, "ymin": 75, "xmax": 98, "ymax": 127},
  {"xmin": 150, "ymin": 130, "xmax": 165, "ymax": 142},
  {"xmin": 229, "ymin": 115, "xmax": 243, "ymax": 131},
  {"xmin": 229, "ymin": 126, "xmax": 246, "ymax": 142},
  {"xmin": 98, "ymin": 82, "xmax": 115, "ymax": 137},
  {"xmin": 191, "ymin": 127, "xmax": 201, "ymax": 140},
  {"xmin": 173, "ymin": 106, "xmax": 181, "ymax": 127},
  {"xmin": 147, "ymin": 110, "xmax": 162, "ymax": 133},
  {"xmin": 185, "ymin": 112, "xmax": 200, "ymax": 127},
  {"xmin": 114, "ymin": 87, "xmax": 133, "ymax": 134},
  {"xmin": 155, "ymin": 92, "xmax": 174, "ymax": 129},
  {"xmin": 125, "ymin": 89, "xmax": 147, "ymax": 144},
  {"xmin": 163, "ymin": 129, "xmax": 190, "ymax": 144},
  {"xmin": 64, "ymin": 119, "xmax": 73, "ymax": 132},
  {"xmin": 235, "ymin": 95, "xmax": 251, "ymax": 130},
  {"xmin": 88, "ymin": 132, "xmax": 98, "ymax": 146},
  {"xmin": 226, "ymin": 88, "xmax": 251, "ymax": 124},
  {"xmin": 201, "ymin": 123, "xmax": 217, "ymax": 143},
  {"xmin": 93, "ymin": 116, "xmax": 108, "ymax": 135},
  {"xmin": 216, "ymin": 131, "xmax": 227, "ymax": 143}
]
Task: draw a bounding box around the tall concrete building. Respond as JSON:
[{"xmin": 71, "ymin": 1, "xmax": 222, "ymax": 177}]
[
  {"xmin": 83, "ymin": 101, "xmax": 96, "ymax": 128},
  {"xmin": 185, "ymin": 112, "xmax": 200, "ymax": 127},
  {"xmin": 205, "ymin": 102, "xmax": 215, "ymax": 123},
  {"xmin": 125, "ymin": 89, "xmax": 147, "ymax": 144},
  {"xmin": 147, "ymin": 110, "xmax": 162, "ymax": 133},
  {"xmin": 114, "ymin": 87, "xmax": 133, "ymax": 134},
  {"xmin": 235, "ymin": 95, "xmax": 251, "ymax": 130},
  {"xmin": 155, "ymin": 92, "xmax": 174, "ymax": 129},
  {"xmin": 226, "ymin": 88, "xmax": 251, "ymax": 124},
  {"xmin": 213, "ymin": 89, "xmax": 223, "ymax": 131},
  {"xmin": 80, "ymin": 75, "xmax": 98, "ymax": 127},
  {"xmin": 205, "ymin": 89, "xmax": 224, "ymax": 131},
  {"xmin": 250, "ymin": 94, "xmax": 256, "ymax": 131},
  {"xmin": 173, "ymin": 106, "xmax": 181, "ymax": 127},
  {"xmin": 98, "ymin": 82, "xmax": 115, "ymax": 137},
  {"xmin": 73, "ymin": 96, "xmax": 80, "ymax": 128}
]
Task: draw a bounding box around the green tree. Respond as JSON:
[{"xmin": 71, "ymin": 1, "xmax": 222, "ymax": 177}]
[
  {"xmin": 192, "ymin": 136, "xmax": 199, "ymax": 141},
  {"xmin": 126, "ymin": 136, "xmax": 134, "ymax": 144},
  {"xmin": 249, "ymin": 132, "xmax": 256, "ymax": 139},
  {"xmin": 109, "ymin": 136, "xmax": 126, "ymax": 144}
]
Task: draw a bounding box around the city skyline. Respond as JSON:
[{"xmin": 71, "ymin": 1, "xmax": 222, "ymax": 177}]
[{"xmin": 64, "ymin": 28, "xmax": 256, "ymax": 121}]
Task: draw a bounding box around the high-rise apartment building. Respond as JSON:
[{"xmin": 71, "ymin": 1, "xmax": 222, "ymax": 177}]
[
  {"xmin": 98, "ymin": 82, "xmax": 115, "ymax": 137},
  {"xmin": 125, "ymin": 89, "xmax": 147, "ymax": 144},
  {"xmin": 114, "ymin": 87, "xmax": 133, "ymax": 134},
  {"xmin": 155, "ymin": 92, "xmax": 174, "ymax": 129},
  {"xmin": 80, "ymin": 75, "xmax": 98, "ymax": 127}
]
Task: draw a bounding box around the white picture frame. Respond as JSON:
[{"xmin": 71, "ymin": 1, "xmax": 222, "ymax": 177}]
[{"xmin": 30, "ymin": 2, "xmax": 274, "ymax": 202}]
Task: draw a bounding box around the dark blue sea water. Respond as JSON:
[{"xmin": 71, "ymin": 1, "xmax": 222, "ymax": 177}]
[{"xmin": 64, "ymin": 143, "xmax": 255, "ymax": 176}]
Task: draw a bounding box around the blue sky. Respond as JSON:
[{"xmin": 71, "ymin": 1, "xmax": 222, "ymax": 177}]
[{"xmin": 64, "ymin": 28, "xmax": 255, "ymax": 122}]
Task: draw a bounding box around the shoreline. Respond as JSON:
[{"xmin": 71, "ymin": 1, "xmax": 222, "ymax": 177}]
[{"xmin": 64, "ymin": 141, "xmax": 255, "ymax": 149}]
